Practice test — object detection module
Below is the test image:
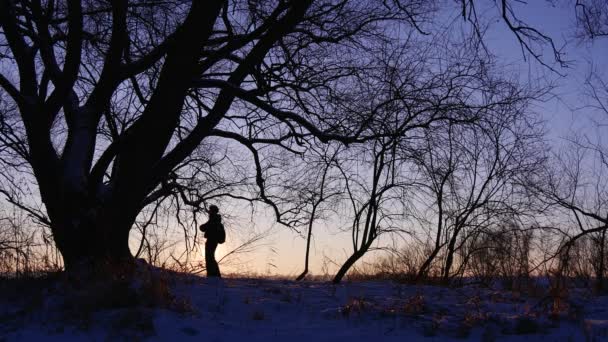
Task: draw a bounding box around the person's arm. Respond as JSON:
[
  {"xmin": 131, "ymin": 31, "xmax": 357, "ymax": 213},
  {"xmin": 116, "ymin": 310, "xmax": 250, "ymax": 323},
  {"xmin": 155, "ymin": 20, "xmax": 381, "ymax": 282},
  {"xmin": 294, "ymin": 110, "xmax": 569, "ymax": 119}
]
[{"xmin": 200, "ymin": 221, "xmax": 208, "ymax": 232}]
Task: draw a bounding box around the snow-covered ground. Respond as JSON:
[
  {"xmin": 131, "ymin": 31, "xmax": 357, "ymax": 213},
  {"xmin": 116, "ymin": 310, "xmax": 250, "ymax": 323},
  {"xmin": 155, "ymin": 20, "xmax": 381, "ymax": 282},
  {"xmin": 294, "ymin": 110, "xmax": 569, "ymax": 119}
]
[{"xmin": 2, "ymin": 275, "xmax": 608, "ymax": 341}]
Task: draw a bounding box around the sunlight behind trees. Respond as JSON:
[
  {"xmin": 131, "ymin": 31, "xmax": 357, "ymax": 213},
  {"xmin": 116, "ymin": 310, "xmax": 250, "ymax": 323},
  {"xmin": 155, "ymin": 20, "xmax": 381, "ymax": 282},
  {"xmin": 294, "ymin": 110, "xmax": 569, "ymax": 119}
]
[{"xmin": 0, "ymin": 0, "xmax": 606, "ymax": 286}]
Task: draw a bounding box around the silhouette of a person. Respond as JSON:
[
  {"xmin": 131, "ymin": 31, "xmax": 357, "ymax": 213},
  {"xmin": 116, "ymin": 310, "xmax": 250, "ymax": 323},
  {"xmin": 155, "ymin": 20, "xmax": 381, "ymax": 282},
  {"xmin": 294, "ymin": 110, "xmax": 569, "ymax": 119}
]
[{"xmin": 199, "ymin": 205, "xmax": 222, "ymax": 277}]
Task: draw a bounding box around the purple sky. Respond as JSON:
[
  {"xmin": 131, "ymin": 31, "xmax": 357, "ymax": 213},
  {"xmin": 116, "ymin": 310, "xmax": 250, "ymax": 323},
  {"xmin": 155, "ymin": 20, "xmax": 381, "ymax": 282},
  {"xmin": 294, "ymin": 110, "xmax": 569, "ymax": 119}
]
[{"xmin": 228, "ymin": 2, "xmax": 608, "ymax": 277}]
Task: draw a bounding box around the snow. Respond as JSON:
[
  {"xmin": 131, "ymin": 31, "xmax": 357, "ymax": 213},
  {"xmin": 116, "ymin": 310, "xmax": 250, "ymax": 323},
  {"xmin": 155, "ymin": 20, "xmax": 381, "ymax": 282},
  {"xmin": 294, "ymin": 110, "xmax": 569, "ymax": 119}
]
[{"xmin": 2, "ymin": 275, "xmax": 608, "ymax": 341}]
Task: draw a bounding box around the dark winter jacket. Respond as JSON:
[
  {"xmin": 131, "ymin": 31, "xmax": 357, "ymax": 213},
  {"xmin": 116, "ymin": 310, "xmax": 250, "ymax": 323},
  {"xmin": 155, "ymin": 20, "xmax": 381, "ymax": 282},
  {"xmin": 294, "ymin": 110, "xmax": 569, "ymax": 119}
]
[{"xmin": 200, "ymin": 213, "xmax": 225, "ymax": 243}]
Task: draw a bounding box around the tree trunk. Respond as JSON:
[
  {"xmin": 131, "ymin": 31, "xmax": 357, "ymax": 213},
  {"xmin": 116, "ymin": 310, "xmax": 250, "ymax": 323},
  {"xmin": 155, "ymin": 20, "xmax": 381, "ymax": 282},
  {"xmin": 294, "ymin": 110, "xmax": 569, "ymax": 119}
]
[
  {"xmin": 296, "ymin": 204, "xmax": 318, "ymax": 281},
  {"xmin": 295, "ymin": 228, "xmax": 311, "ymax": 281},
  {"xmin": 48, "ymin": 202, "xmax": 169, "ymax": 309},
  {"xmin": 50, "ymin": 202, "xmax": 136, "ymax": 278},
  {"xmin": 597, "ymin": 229, "xmax": 606, "ymax": 293},
  {"xmin": 416, "ymin": 248, "xmax": 440, "ymax": 282},
  {"xmin": 332, "ymin": 244, "xmax": 371, "ymax": 284},
  {"xmin": 59, "ymin": 226, "xmax": 133, "ymax": 275},
  {"xmin": 442, "ymin": 234, "xmax": 458, "ymax": 285}
]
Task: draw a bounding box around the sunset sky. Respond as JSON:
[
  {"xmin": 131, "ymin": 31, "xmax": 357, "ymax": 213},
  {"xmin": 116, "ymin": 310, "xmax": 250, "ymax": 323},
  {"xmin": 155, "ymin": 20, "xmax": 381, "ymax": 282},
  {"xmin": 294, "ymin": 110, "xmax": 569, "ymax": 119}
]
[{"xmin": 114, "ymin": 1, "xmax": 608, "ymax": 278}]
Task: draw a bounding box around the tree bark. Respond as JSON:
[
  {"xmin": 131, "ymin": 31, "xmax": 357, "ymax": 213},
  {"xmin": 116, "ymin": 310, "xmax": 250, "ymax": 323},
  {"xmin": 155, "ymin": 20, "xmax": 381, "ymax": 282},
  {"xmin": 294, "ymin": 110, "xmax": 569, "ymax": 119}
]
[
  {"xmin": 597, "ymin": 229, "xmax": 606, "ymax": 293},
  {"xmin": 332, "ymin": 244, "xmax": 371, "ymax": 284},
  {"xmin": 442, "ymin": 232, "xmax": 458, "ymax": 285},
  {"xmin": 50, "ymin": 202, "xmax": 136, "ymax": 277},
  {"xmin": 296, "ymin": 203, "xmax": 319, "ymax": 281},
  {"xmin": 416, "ymin": 248, "xmax": 441, "ymax": 282}
]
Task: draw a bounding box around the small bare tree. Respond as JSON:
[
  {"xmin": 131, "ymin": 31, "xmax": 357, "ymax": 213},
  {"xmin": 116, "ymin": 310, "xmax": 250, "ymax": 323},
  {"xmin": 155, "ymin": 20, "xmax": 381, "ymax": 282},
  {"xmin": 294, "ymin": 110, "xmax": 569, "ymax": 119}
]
[
  {"xmin": 532, "ymin": 68, "xmax": 608, "ymax": 291},
  {"xmin": 295, "ymin": 146, "xmax": 341, "ymax": 281},
  {"xmin": 412, "ymin": 84, "xmax": 545, "ymax": 284}
]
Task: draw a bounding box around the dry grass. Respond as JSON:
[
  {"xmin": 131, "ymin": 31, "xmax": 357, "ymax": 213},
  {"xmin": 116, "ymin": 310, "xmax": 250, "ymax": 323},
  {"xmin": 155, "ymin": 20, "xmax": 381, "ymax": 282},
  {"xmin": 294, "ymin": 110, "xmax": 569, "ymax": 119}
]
[{"xmin": 340, "ymin": 297, "xmax": 373, "ymax": 317}]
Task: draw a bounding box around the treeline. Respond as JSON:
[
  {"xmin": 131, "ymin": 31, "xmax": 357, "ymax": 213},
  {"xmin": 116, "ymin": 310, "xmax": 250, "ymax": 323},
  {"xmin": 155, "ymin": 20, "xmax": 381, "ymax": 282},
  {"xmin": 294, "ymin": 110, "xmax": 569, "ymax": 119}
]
[{"xmin": 0, "ymin": 0, "xmax": 606, "ymax": 288}]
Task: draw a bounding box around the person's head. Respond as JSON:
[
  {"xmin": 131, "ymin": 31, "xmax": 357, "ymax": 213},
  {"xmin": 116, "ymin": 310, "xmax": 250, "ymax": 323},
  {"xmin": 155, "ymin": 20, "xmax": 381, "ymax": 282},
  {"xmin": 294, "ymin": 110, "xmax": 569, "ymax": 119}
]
[{"xmin": 208, "ymin": 205, "xmax": 219, "ymax": 215}]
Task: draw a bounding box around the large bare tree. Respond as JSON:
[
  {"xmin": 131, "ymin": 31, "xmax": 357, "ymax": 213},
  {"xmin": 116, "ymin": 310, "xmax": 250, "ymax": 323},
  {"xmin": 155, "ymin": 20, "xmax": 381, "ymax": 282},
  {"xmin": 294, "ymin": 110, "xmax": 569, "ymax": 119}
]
[
  {"xmin": 0, "ymin": 0, "xmax": 578, "ymax": 279},
  {"xmin": 0, "ymin": 0, "xmax": 443, "ymax": 274}
]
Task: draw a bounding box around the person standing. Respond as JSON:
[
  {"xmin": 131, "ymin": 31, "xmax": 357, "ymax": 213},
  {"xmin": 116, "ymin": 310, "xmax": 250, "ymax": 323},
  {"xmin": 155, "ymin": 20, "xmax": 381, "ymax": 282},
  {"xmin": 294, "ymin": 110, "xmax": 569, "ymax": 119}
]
[{"xmin": 199, "ymin": 205, "xmax": 224, "ymax": 277}]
